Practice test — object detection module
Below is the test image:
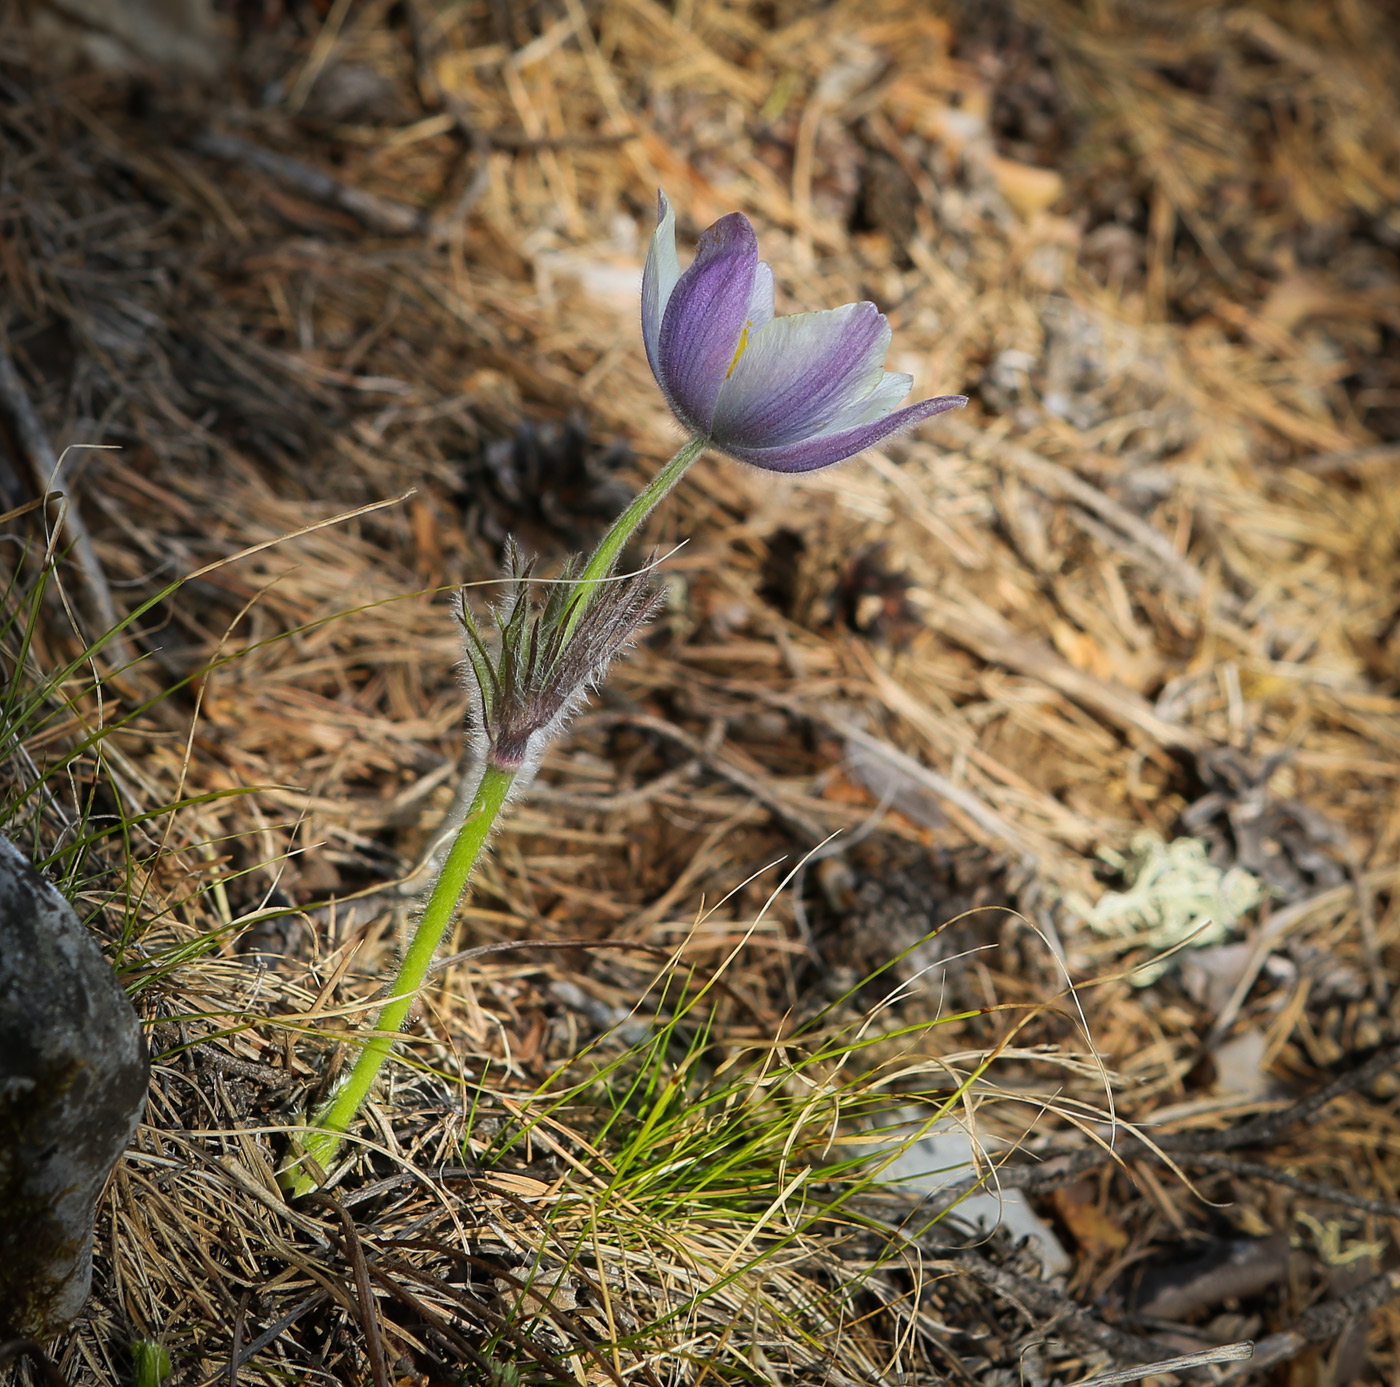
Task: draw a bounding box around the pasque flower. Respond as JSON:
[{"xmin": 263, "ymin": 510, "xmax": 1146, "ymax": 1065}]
[
  {"xmin": 282, "ymin": 191, "xmax": 964, "ymax": 1200},
  {"xmin": 642, "ymin": 192, "xmax": 966, "ymax": 472}
]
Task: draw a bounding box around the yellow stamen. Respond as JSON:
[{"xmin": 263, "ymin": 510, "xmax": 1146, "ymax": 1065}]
[{"xmin": 725, "ymin": 321, "xmax": 751, "ymax": 378}]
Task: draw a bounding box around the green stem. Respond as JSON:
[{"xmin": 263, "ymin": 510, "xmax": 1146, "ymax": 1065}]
[
  {"xmin": 280, "ymin": 436, "xmax": 705, "ymax": 1197},
  {"xmin": 562, "ymin": 433, "xmax": 706, "ymax": 641},
  {"xmin": 280, "ymin": 762, "xmax": 516, "ymax": 1196}
]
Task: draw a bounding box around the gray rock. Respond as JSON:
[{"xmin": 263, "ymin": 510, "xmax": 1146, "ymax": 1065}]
[{"xmin": 0, "ymin": 835, "xmax": 148, "ymax": 1338}]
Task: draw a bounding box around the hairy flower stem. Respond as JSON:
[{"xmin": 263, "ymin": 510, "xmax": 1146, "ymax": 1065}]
[
  {"xmin": 280, "ymin": 763, "xmax": 516, "ymax": 1196},
  {"xmin": 281, "ymin": 437, "xmax": 703, "ymax": 1196},
  {"xmin": 562, "ymin": 433, "xmax": 705, "ymax": 641}
]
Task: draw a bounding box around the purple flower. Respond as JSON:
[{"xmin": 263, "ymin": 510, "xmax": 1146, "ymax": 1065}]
[{"xmin": 642, "ymin": 192, "xmax": 966, "ymax": 472}]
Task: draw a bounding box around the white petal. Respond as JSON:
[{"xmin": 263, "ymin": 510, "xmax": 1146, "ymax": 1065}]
[
  {"xmin": 747, "ymin": 259, "xmax": 775, "ymax": 330},
  {"xmin": 814, "ymin": 371, "xmax": 913, "ymax": 434},
  {"xmin": 641, "ymin": 191, "xmax": 681, "ymax": 377}
]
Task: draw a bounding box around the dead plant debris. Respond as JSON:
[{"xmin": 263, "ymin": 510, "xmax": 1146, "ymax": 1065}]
[{"xmin": 2, "ymin": 0, "xmax": 1399, "ymax": 1382}]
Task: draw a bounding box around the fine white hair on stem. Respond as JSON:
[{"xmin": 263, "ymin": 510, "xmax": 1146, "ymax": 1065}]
[{"xmin": 457, "ymin": 537, "xmax": 665, "ymax": 781}]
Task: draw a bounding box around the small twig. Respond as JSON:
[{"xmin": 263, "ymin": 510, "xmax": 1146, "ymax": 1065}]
[
  {"xmin": 821, "ymin": 707, "xmax": 1040, "ymax": 859},
  {"xmin": 1181, "ymin": 1152, "xmax": 1400, "ymax": 1220},
  {"xmin": 400, "ymin": 1233, "xmax": 662, "ymax": 1387},
  {"xmin": 278, "ymin": 885, "xmax": 414, "ymax": 936},
  {"xmin": 286, "ymin": 0, "xmax": 354, "ymax": 114},
  {"xmin": 190, "ymin": 130, "xmax": 428, "ymax": 236},
  {"xmin": 366, "ymin": 1253, "xmax": 572, "ymax": 1380},
  {"xmin": 1296, "ymin": 443, "xmax": 1400, "ymax": 474},
  {"xmin": 947, "ymin": 1251, "xmax": 1256, "ymax": 1381},
  {"xmin": 479, "ymin": 129, "xmax": 635, "ymax": 151},
  {"xmin": 384, "ymin": 1244, "xmax": 632, "ymax": 1387},
  {"xmin": 0, "ymin": 341, "xmax": 136, "ymax": 668},
  {"xmin": 722, "ymin": 683, "xmax": 1050, "ymax": 865},
  {"xmin": 1069, "ymin": 1341, "xmax": 1254, "ymax": 1386},
  {"xmin": 1194, "ymin": 1037, "xmax": 1400, "ymax": 1153},
  {"xmin": 1205, "ymin": 876, "xmax": 1388, "ymax": 1049},
  {"xmin": 193, "ymin": 1042, "xmax": 295, "ymax": 1090},
  {"xmin": 428, "ymin": 934, "xmax": 682, "ymax": 978}
]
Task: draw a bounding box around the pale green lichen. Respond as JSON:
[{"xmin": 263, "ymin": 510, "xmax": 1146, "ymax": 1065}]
[{"xmin": 1067, "ymin": 832, "xmax": 1267, "ymax": 984}]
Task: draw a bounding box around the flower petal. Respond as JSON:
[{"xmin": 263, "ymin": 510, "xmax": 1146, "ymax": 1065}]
[
  {"xmin": 747, "ymin": 258, "xmax": 775, "ymax": 331},
  {"xmin": 641, "ymin": 191, "xmax": 681, "ymax": 380},
  {"xmin": 818, "ymin": 370, "xmax": 913, "ymax": 432},
  {"xmin": 714, "ymin": 393, "xmax": 968, "ymax": 473},
  {"xmin": 656, "ymin": 212, "xmax": 758, "ymax": 433},
  {"xmin": 709, "ymin": 302, "xmax": 889, "ymax": 449}
]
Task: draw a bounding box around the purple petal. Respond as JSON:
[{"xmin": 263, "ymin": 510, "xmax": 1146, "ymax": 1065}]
[
  {"xmin": 714, "ymin": 394, "xmax": 968, "ymax": 473},
  {"xmin": 656, "ymin": 212, "xmax": 758, "ymax": 433},
  {"xmin": 641, "ymin": 191, "xmax": 680, "ymax": 381},
  {"xmin": 710, "ymin": 302, "xmax": 889, "ymax": 449}
]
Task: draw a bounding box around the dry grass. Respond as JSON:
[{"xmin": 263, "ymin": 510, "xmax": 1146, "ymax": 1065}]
[{"xmin": 2, "ymin": 0, "xmax": 1399, "ymax": 1382}]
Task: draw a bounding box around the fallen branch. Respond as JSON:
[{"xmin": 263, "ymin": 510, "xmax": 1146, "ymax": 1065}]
[
  {"xmin": 943, "ymin": 1248, "xmax": 1180, "ymax": 1365},
  {"xmin": 1219, "ymin": 1267, "xmax": 1400, "ymax": 1380}
]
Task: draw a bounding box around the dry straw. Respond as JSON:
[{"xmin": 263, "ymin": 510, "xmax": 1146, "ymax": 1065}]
[{"xmin": 1, "ymin": 0, "xmax": 1399, "ymax": 1382}]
